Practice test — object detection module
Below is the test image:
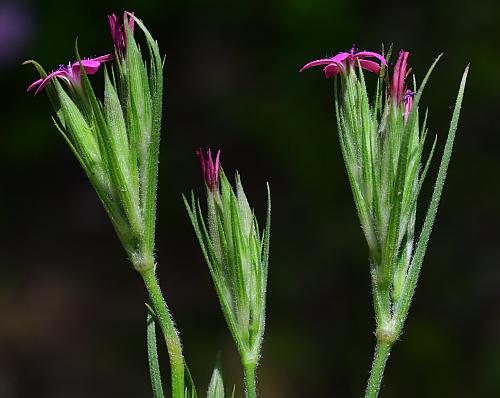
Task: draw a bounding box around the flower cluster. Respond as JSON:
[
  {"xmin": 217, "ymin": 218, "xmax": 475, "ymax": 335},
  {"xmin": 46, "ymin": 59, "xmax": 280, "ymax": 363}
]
[
  {"xmin": 301, "ymin": 44, "xmax": 468, "ymax": 398},
  {"xmin": 26, "ymin": 12, "xmax": 163, "ymax": 272},
  {"xmin": 185, "ymin": 149, "xmax": 271, "ymax": 376},
  {"xmin": 301, "ymin": 45, "xmax": 438, "ymax": 335}
]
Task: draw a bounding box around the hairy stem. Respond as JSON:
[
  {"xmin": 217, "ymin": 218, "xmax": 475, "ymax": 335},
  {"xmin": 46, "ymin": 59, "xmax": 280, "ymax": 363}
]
[
  {"xmin": 141, "ymin": 268, "xmax": 184, "ymax": 398},
  {"xmin": 244, "ymin": 362, "xmax": 257, "ymax": 398},
  {"xmin": 364, "ymin": 342, "xmax": 392, "ymax": 398}
]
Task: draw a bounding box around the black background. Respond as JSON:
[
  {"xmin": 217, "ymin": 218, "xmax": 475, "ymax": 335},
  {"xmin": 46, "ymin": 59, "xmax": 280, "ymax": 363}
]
[{"xmin": 1, "ymin": 0, "xmax": 499, "ymax": 397}]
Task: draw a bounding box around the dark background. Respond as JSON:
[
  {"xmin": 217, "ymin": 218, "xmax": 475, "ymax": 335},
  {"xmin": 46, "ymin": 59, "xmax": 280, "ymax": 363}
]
[{"xmin": 1, "ymin": 0, "xmax": 499, "ymax": 397}]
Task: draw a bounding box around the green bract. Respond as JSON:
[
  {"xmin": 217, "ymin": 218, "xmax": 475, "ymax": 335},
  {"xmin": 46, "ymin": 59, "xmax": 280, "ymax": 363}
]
[
  {"xmin": 207, "ymin": 365, "xmax": 225, "ymax": 398},
  {"xmin": 28, "ymin": 16, "xmax": 163, "ymax": 272},
  {"xmin": 329, "ymin": 51, "xmax": 468, "ymax": 398},
  {"xmin": 184, "ymin": 170, "xmax": 271, "ymax": 390},
  {"xmin": 334, "ymin": 53, "xmax": 468, "ymax": 342},
  {"xmin": 335, "ymin": 54, "xmax": 436, "ymax": 335}
]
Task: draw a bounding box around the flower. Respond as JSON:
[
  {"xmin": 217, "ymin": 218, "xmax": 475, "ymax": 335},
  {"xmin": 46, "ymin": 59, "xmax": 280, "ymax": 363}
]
[
  {"xmin": 300, "ymin": 45, "xmax": 387, "ymax": 78},
  {"xmin": 108, "ymin": 11, "xmax": 134, "ymax": 58},
  {"xmin": 391, "ymin": 50, "xmax": 415, "ymax": 124},
  {"xmin": 391, "ymin": 50, "xmax": 410, "ymax": 105},
  {"xmin": 196, "ymin": 148, "xmax": 221, "ymax": 192},
  {"xmin": 27, "ymin": 54, "xmax": 114, "ymax": 95},
  {"xmin": 403, "ymin": 89, "xmax": 415, "ymax": 124}
]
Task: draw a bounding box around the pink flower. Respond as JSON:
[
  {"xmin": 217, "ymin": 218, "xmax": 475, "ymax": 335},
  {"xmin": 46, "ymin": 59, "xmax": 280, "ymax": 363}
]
[
  {"xmin": 27, "ymin": 54, "xmax": 114, "ymax": 95},
  {"xmin": 403, "ymin": 89, "xmax": 415, "ymax": 124},
  {"xmin": 300, "ymin": 45, "xmax": 387, "ymax": 78},
  {"xmin": 391, "ymin": 50, "xmax": 410, "ymax": 105},
  {"xmin": 390, "ymin": 50, "xmax": 415, "ymax": 124},
  {"xmin": 108, "ymin": 11, "xmax": 134, "ymax": 59},
  {"xmin": 196, "ymin": 148, "xmax": 221, "ymax": 192}
]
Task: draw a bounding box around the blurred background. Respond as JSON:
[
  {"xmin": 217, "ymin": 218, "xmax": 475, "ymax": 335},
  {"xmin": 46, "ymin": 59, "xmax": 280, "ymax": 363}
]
[{"xmin": 0, "ymin": 0, "xmax": 499, "ymax": 397}]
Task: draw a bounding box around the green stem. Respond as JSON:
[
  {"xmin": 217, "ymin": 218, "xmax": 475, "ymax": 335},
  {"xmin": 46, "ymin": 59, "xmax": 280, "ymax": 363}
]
[
  {"xmin": 244, "ymin": 362, "xmax": 257, "ymax": 398},
  {"xmin": 141, "ymin": 268, "xmax": 184, "ymax": 398},
  {"xmin": 364, "ymin": 342, "xmax": 392, "ymax": 398}
]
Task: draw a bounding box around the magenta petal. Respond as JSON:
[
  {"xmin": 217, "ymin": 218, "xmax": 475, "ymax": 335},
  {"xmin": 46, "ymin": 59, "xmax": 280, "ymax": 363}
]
[
  {"xmin": 323, "ymin": 64, "xmax": 339, "ymax": 78},
  {"xmin": 214, "ymin": 150, "xmax": 221, "ymax": 176},
  {"xmin": 392, "ymin": 50, "xmax": 409, "ymax": 104},
  {"xmin": 76, "ymin": 60, "xmax": 101, "ymax": 75},
  {"xmin": 69, "ymin": 61, "xmax": 95, "ymax": 82},
  {"xmin": 330, "ymin": 52, "xmax": 350, "ymax": 63},
  {"xmin": 33, "ymin": 70, "xmax": 67, "ymax": 95},
  {"xmin": 392, "ymin": 52, "xmax": 402, "ymax": 102},
  {"xmin": 358, "ymin": 59, "xmax": 381, "ymax": 74},
  {"xmin": 93, "ymin": 54, "xmax": 115, "ymax": 63},
  {"xmin": 108, "ymin": 14, "xmax": 119, "ymax": 39},
  {"xmin": 91, "ymin": 54, "xmax": 115, "ymax": 65},
  {"xmin": 399, "ymin": 54, "xmax": 409, "ymax": 102},
  {"xmin": 300, "ymin": 53, "xmax": 350, "ymax": 72},
  {"xmin": 125, "ymin": 11, "xmax": 135, "ymax": 34},
  {"xmin": 355, "ymin": 51, "xmax": 387, "ymax": 66},
  {"xmin": 214, "ymin": 150, "xmax": 221, "ymax": 188},
  {"xmin": 71, "ymin": 54, "xmax": 113, "ymax": 77},
  {"xmin": 300, "ymin": 58, "xmax": 337, "ymax": 72},
  {"xmin": 27, "ymin": 78, "xmax": 43, "ymax": 92},
  {"xmin": 207, "ymin": 148, "xmax": 215, "ymax": 179}
]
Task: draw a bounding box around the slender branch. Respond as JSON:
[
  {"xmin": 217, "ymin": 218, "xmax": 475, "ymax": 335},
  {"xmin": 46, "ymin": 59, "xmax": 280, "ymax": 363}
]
[
  {"xmin": 141, "ymin": 268, "xmax": 184, "ymax": 398},
  {"xmin": 364, "ymin": 342, "xmax": 392, "ymax": 398}
]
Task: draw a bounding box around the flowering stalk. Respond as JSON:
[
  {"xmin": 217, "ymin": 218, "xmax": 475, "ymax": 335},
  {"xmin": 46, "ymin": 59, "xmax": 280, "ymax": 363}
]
[
  {"xmin": 184, "ymin": 149, "xmax": 271, "ymax": 398},
  {"xmin": 301, "ymin": 47, "xmax": 468, "ymax": 397},
  {"xmin": 26, "ymin": 12, "xmax": 185, "ymax": 398}
]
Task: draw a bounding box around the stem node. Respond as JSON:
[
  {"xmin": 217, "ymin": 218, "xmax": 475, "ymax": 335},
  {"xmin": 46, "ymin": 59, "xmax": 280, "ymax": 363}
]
[{"xmin": 376, "ymin": 325, "xmax": 397, "ymax": 345}]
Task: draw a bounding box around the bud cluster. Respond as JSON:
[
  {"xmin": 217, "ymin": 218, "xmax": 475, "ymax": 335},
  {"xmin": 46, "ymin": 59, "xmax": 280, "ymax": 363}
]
[{"xmin": 184, "ymin": 150, "xmax": 271, "ymax": 368}]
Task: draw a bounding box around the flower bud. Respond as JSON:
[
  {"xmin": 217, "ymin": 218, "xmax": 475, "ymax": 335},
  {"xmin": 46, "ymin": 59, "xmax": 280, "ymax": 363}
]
[
  {"xmin": 207, "ymin": 365, "xmax": 225, "ymax": 398},
  {"xmin": 184, "ymin": 150, "xmax": 271, "ymax": 367}
]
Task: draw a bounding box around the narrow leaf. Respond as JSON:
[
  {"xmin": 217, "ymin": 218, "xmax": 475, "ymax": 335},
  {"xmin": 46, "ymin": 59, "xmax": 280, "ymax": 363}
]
[
  {"xmin": 147, "ymin": 310, "xmax": 165, "ymax": 398},
  {"xmin": 394, "ymin": 66, "xmax": 469, "ymax": 331},
  {"xmin": 184, "ymin": 360, "xmax": 198, "ymax": 398}
]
